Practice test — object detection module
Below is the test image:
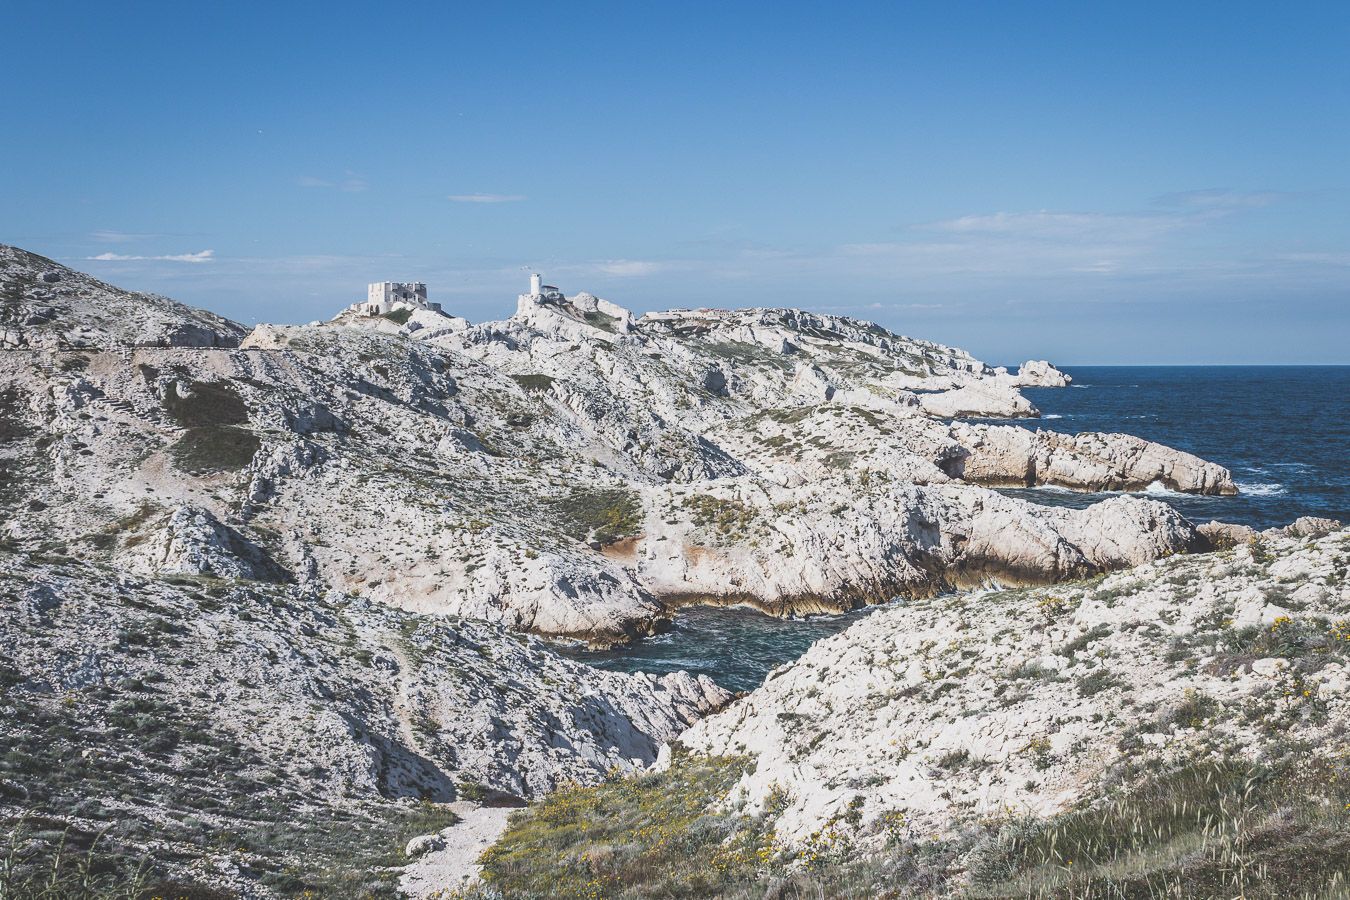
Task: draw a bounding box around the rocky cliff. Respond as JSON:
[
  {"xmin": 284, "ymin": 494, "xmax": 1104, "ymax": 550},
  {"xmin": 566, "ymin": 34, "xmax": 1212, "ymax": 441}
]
[
  {"xmin": 0, "ymin": 552, "xmax": 728, "ymax": 894},
  {"xmin": 0, "ymin": 246, "xmax": 246, "ymax": 349}
]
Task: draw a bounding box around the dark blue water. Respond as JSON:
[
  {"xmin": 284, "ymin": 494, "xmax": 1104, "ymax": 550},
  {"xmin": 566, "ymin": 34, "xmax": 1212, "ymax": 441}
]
[
  {"xmin": 565, "ymin": 367, "xmax": 1349, "ymax": 691},
  {"xmin": 559, "ymin": 604, "xmax": 887, "ymax": 693},
  {"xmin": 1002, "ymin": 366, "xmax": 1350, "ymax": 531}
]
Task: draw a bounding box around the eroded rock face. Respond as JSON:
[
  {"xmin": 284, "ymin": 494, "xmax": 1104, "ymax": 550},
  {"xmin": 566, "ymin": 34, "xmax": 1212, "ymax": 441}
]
[
  {"xmin": 680, "ymin": 528, "xmax": 1350, "ymax": 847},
  {"xmin": 123, "ymin": 504, "xmax": 291, "ymax": 582},
  {"xmin": 631, "ymin": 483, "xmax": 1199, "ymax": 611},
  {"xmin": 1012, "ymin": 359, "xmax": 1072, "ymax": 387},
  {"xmin": 918, "ymin": 382, "xmax": 1037, "ymax": 419},
  {"xmin": 49, "ymin": 556, "xmax": 728, "ymax": 795}
]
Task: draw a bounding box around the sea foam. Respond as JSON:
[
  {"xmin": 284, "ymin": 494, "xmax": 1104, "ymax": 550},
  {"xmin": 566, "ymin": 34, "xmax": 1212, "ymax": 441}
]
[{"xmin": 1237, "ymin": 482, "xmax": 1287, "ymax": 497}]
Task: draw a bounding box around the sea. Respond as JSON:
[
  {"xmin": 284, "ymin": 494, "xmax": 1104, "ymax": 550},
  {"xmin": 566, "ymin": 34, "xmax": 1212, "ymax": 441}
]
[{"xmin": 561, "ymin": 367, "xmax": 1350, "ymax": 692}]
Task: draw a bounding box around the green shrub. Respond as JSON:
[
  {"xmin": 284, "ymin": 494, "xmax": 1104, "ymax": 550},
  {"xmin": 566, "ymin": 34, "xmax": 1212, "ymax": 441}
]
[
  {"xmin": 682, "ymin": 494, "xmax": 758, "ymax": 538},
  {"xmin": 553, "ymin": 488, "xmax": 642, "ymax": 545},
  {"xmin": 510, "ymin": 373, "xmax": 556, "ymax": 393},
  {"xmin": 480, "ymin": 750, "xmax": 772, "ymax": 898},
  {"xmin": 169, "ymin": 426, "xmax": 260, "ymax": 474},
  {"xmin": 162, "ymin": 380, "xmax": 249, "ymax": 428}
]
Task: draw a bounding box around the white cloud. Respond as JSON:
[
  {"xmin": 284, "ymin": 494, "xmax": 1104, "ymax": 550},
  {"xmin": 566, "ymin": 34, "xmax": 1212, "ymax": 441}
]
[
  {"xmin": 87, "ymin": 250, "xmax": 215, "ymax": 263},
  {"xmin": 446, "ymin": 193, "xmax": 526, "ymax": 203},
  {"xmin": 1275, "ymin": 251, "xmax": 1350, "ymax": 266},
  {"xmin": 923, "ymin": 210, "xmax": 1182, "ymax": 242}
]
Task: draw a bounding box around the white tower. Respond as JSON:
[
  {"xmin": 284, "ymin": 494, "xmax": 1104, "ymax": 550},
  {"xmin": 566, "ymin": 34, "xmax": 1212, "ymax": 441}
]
[{"xmin": 529, "ymin": 273, "xmax": 541, "ymax": 297}]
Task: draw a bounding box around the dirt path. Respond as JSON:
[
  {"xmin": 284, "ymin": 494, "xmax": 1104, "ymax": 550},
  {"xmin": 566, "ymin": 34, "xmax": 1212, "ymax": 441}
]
[{"xmin": 399, "ymin": 801, "xmax": 514, "ymax": 898}]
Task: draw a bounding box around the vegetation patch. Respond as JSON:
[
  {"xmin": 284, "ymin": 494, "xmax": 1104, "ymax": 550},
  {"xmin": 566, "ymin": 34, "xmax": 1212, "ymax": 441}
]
[
  {"xmin": 380, "ymin": 307, "xmax": 413, "ymax": 325},
  {"xmin": 0, "ymin": 676, "xmax": 462, "ymax": 899},
  {"xmin": 476, "ymin": 749, "xmax": 1350, "ymax": 899},
  {"xmin": 510, "ymin": 373, "xmax": 556, "ymax": 393},
  {"xmin": 162, "ymin": 380, "xmax": 249, "ymax": 429},
  {"xmin": 553, "ymin": 488, "xmax": 643, "ymax": 545},
  {"xmin": 1209, "ymin": 615, "xmax": 1349, "ymax": 676},
  {"xmin": 966, "ymin": 754, "xmax": 1350, "ymax": 899},
  {"xmin": 682, "ymin": 494, "xmax": 759, "ymax": 538},
  {"xmin": 581, "ymin": 310, "xmax": 618, "ymax": 332},
  {"xmin": 169, "ymin": 426, "xmax": 261, "ymax": 474},
  {"xmin": 0, "ymin": 388, "xmax": 32, "ymax": 444},
  {"xmin": 480, "ymin": 750, "xmax": 775, "ymax": 898}
]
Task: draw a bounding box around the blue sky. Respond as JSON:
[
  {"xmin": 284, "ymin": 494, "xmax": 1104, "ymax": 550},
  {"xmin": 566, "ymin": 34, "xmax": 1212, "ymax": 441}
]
[{"xmin": 3, "ymin": 1, "xmax": 1348, "ymax": 364}]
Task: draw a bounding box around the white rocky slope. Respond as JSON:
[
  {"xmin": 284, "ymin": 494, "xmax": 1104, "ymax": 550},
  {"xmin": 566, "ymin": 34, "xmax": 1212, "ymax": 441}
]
[
  {"xmin": 0, "ymin": 247, "xmax": 1239, "ymax": 645},
  {"xmin": 679, "ymin": 524, "xmax": 1348, "ymax": 849},
  {"xmin": 0, "ymin": 552, "xmax": 729, "ymax": 892},
  {"xmin": 0, "ymin": 245, "xmax": 245, "ymax": 348}
]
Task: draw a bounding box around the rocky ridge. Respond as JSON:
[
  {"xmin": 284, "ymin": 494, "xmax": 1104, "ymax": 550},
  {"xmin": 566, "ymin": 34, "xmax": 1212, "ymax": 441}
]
[
  {"xmin": 0, "ymin": 245, "xmax": 245, "ymax": 349},
  {"xmin": 0, "ymin": 244, "xmax": 1300, "ymax": 897},
  {"xmin": 679, "ymin": 524, "xmax": 1349, "ymax": 849}
]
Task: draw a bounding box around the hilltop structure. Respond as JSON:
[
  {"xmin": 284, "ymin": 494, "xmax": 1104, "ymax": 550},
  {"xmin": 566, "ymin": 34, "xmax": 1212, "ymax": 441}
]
[{"xmin": 352, "ymin": 281, "xmax": 443, "ymax": 317}]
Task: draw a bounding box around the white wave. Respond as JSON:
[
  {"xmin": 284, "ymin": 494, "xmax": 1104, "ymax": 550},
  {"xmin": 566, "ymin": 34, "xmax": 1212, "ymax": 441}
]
[
  {"xmin": 1139, "ymin": 481, "xmax": 1187, "ymax": 497},
  {"xmin": 1026, "ymin": 484, "xmax": 1079, "ymax": 494},
  {"xmin": 1070, "ymin": 385, "xmax": 1090, "ymax": 389},
  {"xmin": 1042, "ymin": 413, "xmax": 1064, "ymax": 419},
  {"xmin": 1237, "ymin": 481, "xmax": 1287, "ymax": 497}
]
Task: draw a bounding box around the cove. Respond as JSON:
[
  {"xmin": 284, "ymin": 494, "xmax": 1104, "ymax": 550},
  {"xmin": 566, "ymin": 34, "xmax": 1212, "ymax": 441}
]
[{"xmin": 557, "ymin": 602, "xmax": 890, "ymax": 693}]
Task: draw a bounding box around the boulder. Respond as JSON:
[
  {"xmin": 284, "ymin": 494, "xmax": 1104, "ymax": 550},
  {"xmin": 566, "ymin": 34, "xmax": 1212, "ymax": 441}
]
[
  {"xmin": 950, "ymin": 424, "xmax": 1237, "ymax": 495},
  {"xmin": 1198, "ymin": 520, "xmax": 1258, "ymax": 549},
  {"xmin": 1015, "ymin": 359, "xmax": 1072, "ymax": 387}
]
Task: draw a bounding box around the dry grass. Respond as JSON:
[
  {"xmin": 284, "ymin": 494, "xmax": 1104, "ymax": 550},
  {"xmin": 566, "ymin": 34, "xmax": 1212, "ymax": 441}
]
[{"xmin": 469, "ymin": 749, "xmax": 1350, "ymax": 900}]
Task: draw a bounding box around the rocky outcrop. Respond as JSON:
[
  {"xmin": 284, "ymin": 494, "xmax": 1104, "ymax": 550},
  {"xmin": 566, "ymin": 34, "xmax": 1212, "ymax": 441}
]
[
  {"xmin": 1013, "ymin": 358, "xmax": 1072, "ymax": 386},
  {"xmin": 0, "ymin": 244, "xmax": 246, "ymax": 348},
  {"xmin": 918, "ymin": 382, "xmax": 1038, "ymax": 419},
  {"xmin": 123, "ymin": 504, "xmax": 292, "ymax": 582},
  {"xmin": 0, "ymin": 551, "xmax": 732, "ymax": 890},
  {"xmin": 680, "ymin": 528, "xmax": 1350, "ymax": 847},
  {"xmin": 631, "ymin": 483, "xmax": 1199, "ymax": 612},
  {"xmin": 950, "ymin": 423, "xmax": 1238, "ymax": 495}
]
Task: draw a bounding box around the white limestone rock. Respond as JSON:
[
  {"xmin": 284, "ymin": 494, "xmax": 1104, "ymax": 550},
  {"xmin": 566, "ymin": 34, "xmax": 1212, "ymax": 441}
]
[
  {"xmin": 0, "ymin": 552, "xmax": 732, "ymax": 804},
  {"xmin": 679, "ymin": 528, "xmax": 1350, "ymax": 848},
  {"xmin": 1012, "ymin": 359, "xmax": 1073, "ymax": 387},
  {"xmin": 0, "ymin": 248, "xmax": 1237, "ymax": 644},
  {"xmin": 918, "ymin": 382, "xmax": 1038, "ymax": 419},
  {"xmin": 950, "ymin": 423, "xmax": 1238, "ymax": 495},
  {"xmin": 629, "ymin": 482, "xmax": 1199, "ymax": 611},
  {"xmin": 121, "ymin": 504, "xmax": 290, "ymax": 582},
  {"xmin": 0, "ymin": 244, "xmax": 246, "ymax": 348}
]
